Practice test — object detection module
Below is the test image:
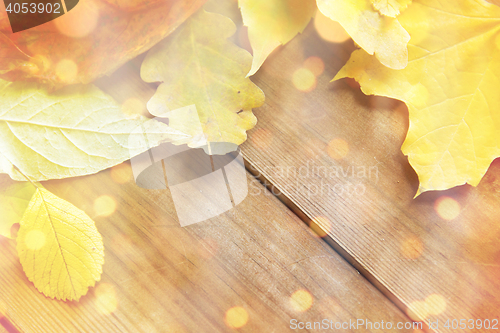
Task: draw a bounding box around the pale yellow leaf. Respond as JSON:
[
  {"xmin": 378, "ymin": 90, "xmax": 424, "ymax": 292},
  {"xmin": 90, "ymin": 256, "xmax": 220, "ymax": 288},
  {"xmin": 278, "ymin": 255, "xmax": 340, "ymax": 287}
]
[
  {"xmin": 17, "ymin": 188, "xmax": 104, "ymax": 301},
  {"xmin": 317, "ymin": 0, "xmax": 410, "ymax": 69},
  {"xmin": 239, "ymin": 0, "xmax": 316, "ymax": 76},
  {"xmin": 0, "ymin": 80, "xmax": 189, "ymax": 181},
  {"xmin": 335, "ymin": 0, "xmax": 500, "ymax": 195},
  {"xmin": 0, "ymin": 182, "xmax": 36, "ymax": 239},
  {"xmin": 141, "ymin": 10, "xmax": 265, "ymax": 148},
  {"xmin": 371, "ymin": 0, "xmax": 411, "ymax": 17}
]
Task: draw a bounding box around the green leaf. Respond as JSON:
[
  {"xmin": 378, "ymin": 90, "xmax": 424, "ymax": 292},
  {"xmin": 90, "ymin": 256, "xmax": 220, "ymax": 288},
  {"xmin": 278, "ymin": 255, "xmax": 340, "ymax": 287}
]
[
  {"xmin": 17, "ymin": 188, "xmax": 104, "ymax": 301},
  {"xmin": 0, "ymin": 80, "xmax": 189, "ymax": 181}
]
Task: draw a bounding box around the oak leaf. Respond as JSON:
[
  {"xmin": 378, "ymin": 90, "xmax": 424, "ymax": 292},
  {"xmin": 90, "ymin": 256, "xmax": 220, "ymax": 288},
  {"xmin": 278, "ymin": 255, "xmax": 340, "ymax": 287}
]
[
  {"xmin": 335, "ymin": 0, "xmax": 500, "ymax": 195},
  {"xmin": 17, "ymin": 188, "xmax": 104, "ymax": 301},
  {"xmin": 0, "ymin": 0, "xmax": 207, "ymax": 89},
  {"xmin": 238, "ymin": 0, "xmax": 316, "ymax": 76},
  {"xmin": 0, "ymin": 80, "xmax": 189, "ymax": 181},
  {"xmin": 316, "ymin": 0, "xmax": 410, "ymax": 69},
  {"xmin": 141, "ymin": 10, "xmax": 265, "ymax": 148}
]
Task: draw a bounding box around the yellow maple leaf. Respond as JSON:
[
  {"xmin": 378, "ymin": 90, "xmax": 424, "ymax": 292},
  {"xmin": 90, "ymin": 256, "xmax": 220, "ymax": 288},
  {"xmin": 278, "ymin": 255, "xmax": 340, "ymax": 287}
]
[
  {"xmin": 317, "ymin": 0, "xmax": 410, "ymax": 69},
  {"xmin": 17, "ymin": 188, "xmax": 104, "ymax": 301},
  {"xmin": 0, "ymin": 182, "xmax": 36, "ymax": 239},
  {"xmin": 335, "ymin": 0, "xmax": 500, "ymax": 195},
  {"xmin": 0, "ymin": 80, "xmax": 189, "ymax": 181},
  {"xmin": 141, "ymin": 10, "xmax": 265, "ymax": 147},
  {"xmin": 239, "ymin": 0, "xmax": 317, "ymax": 76},
  {"xmin": 371, "ymin": 0, "xmax": 412, "ymax": 17}
]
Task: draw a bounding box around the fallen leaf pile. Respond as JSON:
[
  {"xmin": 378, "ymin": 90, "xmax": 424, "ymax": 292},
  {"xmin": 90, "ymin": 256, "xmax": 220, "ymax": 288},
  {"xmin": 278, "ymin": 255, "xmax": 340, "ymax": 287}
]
[{"xmin": 1, "ymin": 0, "xmax": 500, "ymax": 303}]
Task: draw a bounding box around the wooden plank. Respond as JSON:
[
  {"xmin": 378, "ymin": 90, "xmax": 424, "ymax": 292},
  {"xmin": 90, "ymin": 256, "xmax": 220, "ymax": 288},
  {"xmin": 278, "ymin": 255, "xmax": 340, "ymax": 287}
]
[
  {"xmin": 239, "ymin": 18, "xmax": 500, "ymax": 331},
  {"xmin": 0, "ymin": 164, "xmax": 413, "ymax": 330}
]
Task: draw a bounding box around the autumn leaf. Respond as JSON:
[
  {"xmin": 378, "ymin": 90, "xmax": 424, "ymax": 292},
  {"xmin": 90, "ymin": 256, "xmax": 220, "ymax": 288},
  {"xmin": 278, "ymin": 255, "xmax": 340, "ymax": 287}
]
[
  {"xmin": 0, "ymin": 0, "xmax": 207, "ymax": 88},
  {"xmin": 372, "ymin": 0, "xmax": 412, "ymax": 17},
  {"xmin": 17, "ymin": 188, "xmax": 104, "ymax": 301},
  {"xmin": 316, "ymin": 0, "xmax": 410, "ymax": 69},
  {"xmin": 141, "ymin": 10, "xmax": 265, "ymax": 148},
  {"xmin": 0, "ymin": 182, "xmax": 36, "ymax": 239},
  {"xmin": 238, "ymin": 0, "xmax": 316, "ymax": 76},
  {"xmin": 335, "ymin": 0, "xmax": 500, "ymax": 195},
  {"xmin": 0, "ymin": 79, "xmax": 189, "ymax": 181}
]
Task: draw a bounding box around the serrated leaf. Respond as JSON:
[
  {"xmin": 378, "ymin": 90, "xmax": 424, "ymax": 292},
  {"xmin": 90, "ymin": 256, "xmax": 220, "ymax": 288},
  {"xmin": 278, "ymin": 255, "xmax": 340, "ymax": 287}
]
[
  {"xmin": 239, "ymin": 0, "xmax": 316, "ymax": 76},
  {"xmin": 371, "ymin": 0, "xmax": 411, "ymax": 17},
  {"xmin": 0, "ymin": 182, "xmax": 36, "ymax": 239},
  {"xmin": 141, "ymin": 10, "xmax": 265, "ymax": 147},
  {"xmin": 0, "ymin": 0, "xmax": 207, "ymax": 89},
  {"xmin": 0, "ymin": 80, "xmax": 189, "ymax": 181},
  {"xmin": 335, "ymin": 0, "xmax": 500, "ymax": 195},
  {"xmin": 317, "ymin": 0, "xmax": 410, "ymax": 69},
  {"xmin": 17, "ymin": 188, "xmax": 104, "ymax": 301}
]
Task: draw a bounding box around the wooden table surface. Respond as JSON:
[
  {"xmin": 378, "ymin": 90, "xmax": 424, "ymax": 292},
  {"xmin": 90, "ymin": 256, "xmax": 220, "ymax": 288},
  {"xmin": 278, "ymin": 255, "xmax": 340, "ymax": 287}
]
[{"xmin": 2, "ymin": 1, "xmax": 499, "ymax": 332}]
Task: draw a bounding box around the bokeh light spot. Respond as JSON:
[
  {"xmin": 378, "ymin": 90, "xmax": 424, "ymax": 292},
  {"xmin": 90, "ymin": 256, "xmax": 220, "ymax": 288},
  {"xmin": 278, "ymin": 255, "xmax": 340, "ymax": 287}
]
[
  {"xmin": 327, "ymin": 138, "xmax": 349, "ymax": 160},
  {"xmin": 425, "ymin": 294, "xmax": 446, "ymax": 316},
  {"xmin": 55, "ymin": 0, "xmax": 99, "ymax": 38},
  {"xmin": 310, "ymin": 216, "xmax": 331, "ymax": 238},
  {"xmin": 434, "ymin": 196, "xmax": 460, "ymax": 221},
  {"xmin": 401, "ymin": 237, "xmax": 424, "ymax": 259},
  {"xmin": 292, "ymin": 68, "xmax": 317, "ymax": 92},
  {"xmin": 121, "ymin": 98, "xmax": 146, "ymax": 118},
  {"xmin": 55, "ymin": 59, "xmax": 78, "ymax": 83},
  {"xmin": 94, "ymin": 283, "xmax": 118, "ymax": 315},
  {"xmin": 290, "ymin": 289, "xmax": 314, "ymax": 312},
  {"xmin": 314, "ymin": 10, "xmax": 350, "ymax": 43},
  {"xmin": 304, "ymin": 56, "xmax": 325, "ymax": 77},
  {"xmin": 407, "ymin": 300, "xmax": 429, "ymax": 321},
  {"xmin": 94, "ymin": 195, "xmax": 117, "ymax": 217},
  {"xmin": 225, "ymin": 306, "xmax": 249, "ymax": 329},
  {"xmin": 110, "ymin": 163, "xmax": 132, "ymax": 184},
  {"xmin": 25, "ymin": 230, "xmax": 46, "ymax": 250}
]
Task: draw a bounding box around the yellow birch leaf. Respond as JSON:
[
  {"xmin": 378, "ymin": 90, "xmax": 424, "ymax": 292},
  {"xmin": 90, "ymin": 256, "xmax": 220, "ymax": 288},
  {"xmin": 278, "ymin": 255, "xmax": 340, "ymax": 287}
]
[
  {"xmin": 0, "ymin": 80, "xmax": 189, "ymax": 181},
  {"xmin": 239, "ymin": 0, "xmax": 317, "ymax": 76},
  {"xmin": 371, "ymin": 0, "xmax": 412, "ymax": 17},
  {"xmin": 316, "ymin": 0, "xmax": 410, "ymax": 69},
  {"xmin": 141, "ymin": 10, "xmax": 265, "ymax": 147},
  {"xmin": 335, "ymin": 0, "xmax": 500, "ymax": 195},
  {"xmin": 0, "ymin": 182, "xmax": 36, "ymax": 239},
  {"xmin": 17, "ymin": 188, "xmax": 104, "ymax": 301}
]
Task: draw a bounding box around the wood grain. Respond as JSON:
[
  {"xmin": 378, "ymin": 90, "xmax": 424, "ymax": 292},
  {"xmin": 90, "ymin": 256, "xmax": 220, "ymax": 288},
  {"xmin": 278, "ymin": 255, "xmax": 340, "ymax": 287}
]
[
  {"xmin": 239, "ymin": 18, "xmax": 500, "ymax": 332},
  {"xmin": 0, "ymin": 166, "xmax": 412, "ymax": 332}
]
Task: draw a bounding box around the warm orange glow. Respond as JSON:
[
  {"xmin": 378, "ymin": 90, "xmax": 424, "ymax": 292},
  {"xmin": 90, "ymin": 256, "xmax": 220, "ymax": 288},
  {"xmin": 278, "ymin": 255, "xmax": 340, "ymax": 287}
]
[
  {"xmin": 290, "ymin": 289, "xmax": 314, "ymax": 312},
  {"xmin": 110, "ymin": 163, "xmax": 132, "ymax": 184},
  {"xmin": 94, "ymin": 195, "xmax": 117, "ymax": 217},
  {"xmin": 121, "ymin": 98, "xmax": 147, "ymax": 118},
  {"xmin": 304, "ymin": 56, "xmax": 325, "ymax": 77},
  {"xmin": 24, "ymin": 230, "xmax": 46, "ymax": 250},
  {"xmin": 94, "ymin": 283, "xmax": 118, "ymax": 315},
  {"xmin": 327, "ymin": 138, "xmax": 349, "ymax": 160},
  {"xmin": 401, "ymin": 237, "xmax": 424, "ymax": 259},
  {"xmin": 310, "ymin": 216, "xmax": 331, "ymax": 238},
  {"xmin": 407, "ymin": 300, "xmax": 429, "ymax": 321},
  {"xmin": 55, "ymin": 0, "xmax": 99, "ymax": 38},
  {"xmin": 292, "ymin": 68, "xmax": 317, "ymax": 92},
  {"xmin": 250, "ymin": 128, "xmax": 273, "ymax": 150},
  {"xmin": 425, "ymin": 294, "xmax": 447, "ymax": 316},
  {"xmin": 314, "ymin": 10, "xmax": 350, "ymax": 43},
  {"xmin": 55, "ymin": 59, "xmax": 78, "ymax": 83},
  {"xmin": 434, "ymin": 196, "xmax": 461, "ymax": 220},
  {"xmin": 225, "ymin": 307, "xmax": 249, "ymax": 329}
]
